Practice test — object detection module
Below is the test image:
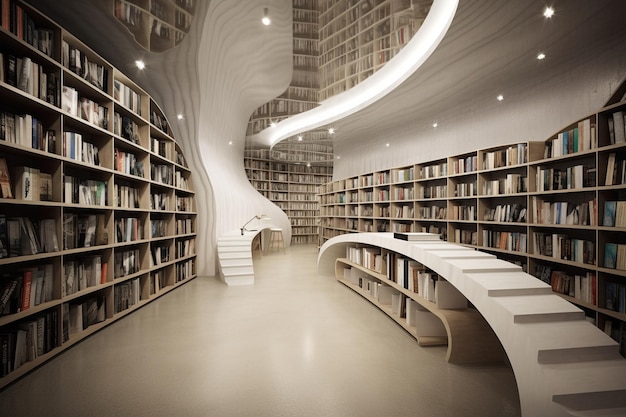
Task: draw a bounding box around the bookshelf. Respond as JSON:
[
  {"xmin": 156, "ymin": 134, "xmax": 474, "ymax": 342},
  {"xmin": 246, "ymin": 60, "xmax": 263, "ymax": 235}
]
[
  {"xmin": 319, "ymin": 93, "xmax": 626, "ymax": 354},
  {"xmin": 0, "ymin": 0, "xmax": 197, "ymax": 388},
  {"xmin": 112, "ymin": 0, "xmax": 195, "ymax": 53},
  {"xmin": 244, "ymin": 148, "xmax": 332, "ymax": 245},
  {"xmin": 318, "ymin": 0, "xmax": 432, "ymax": 101}
]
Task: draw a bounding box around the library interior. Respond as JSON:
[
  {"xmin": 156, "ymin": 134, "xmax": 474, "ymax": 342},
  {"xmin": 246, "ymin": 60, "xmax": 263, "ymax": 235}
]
[{"xmin": 1, "ymin": 0, "xmax": 626, "ymax": 416}]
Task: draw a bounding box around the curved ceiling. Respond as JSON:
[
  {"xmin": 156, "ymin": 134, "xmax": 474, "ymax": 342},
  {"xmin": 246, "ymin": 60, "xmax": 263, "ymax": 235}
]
[{"xmin": 33, "ymin": 0, "xmax": 626, "ymax": 157}]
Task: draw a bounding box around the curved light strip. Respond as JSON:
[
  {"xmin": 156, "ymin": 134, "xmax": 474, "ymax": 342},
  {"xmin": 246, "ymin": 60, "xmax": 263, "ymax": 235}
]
[{"xmin": 249, "ymin": 0, "xmax": 459, "ymax": 149}]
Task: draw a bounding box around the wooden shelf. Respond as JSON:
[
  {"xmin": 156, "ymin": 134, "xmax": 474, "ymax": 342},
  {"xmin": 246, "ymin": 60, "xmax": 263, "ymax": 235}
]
[{"xmin": 0, "ymin": 0, "xmax": 197, "ymax": 389}]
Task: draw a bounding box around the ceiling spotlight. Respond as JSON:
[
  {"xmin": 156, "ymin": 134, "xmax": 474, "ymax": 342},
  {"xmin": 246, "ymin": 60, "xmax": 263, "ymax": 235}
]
[
  {"xmin": 328, "ymin": 128, "xmax": 335, "ymax": 134},
  {"xmin": 432, "ymin": 122, "xmax": 438, "ymax": 128},
  {"xmin": 537, "ymin": 52, "xmax": 546, "ymax": 60},
  {"xmin": 497, "ymin": 94, "xmax": 504, "ymax": 101},
  {"xmin": 177, "ymin": 114, "xmax": 184, "ymax": 120},
  {"xmin": 135, "ymin": 60, "xmax": 145, "ymax": 70},
  {"xmin": 336, "ymin": 155, "xmax": 341, "ymax": 159},
  {"xmin": 262, "ymin": 8, "xmax": 271, "ymax": 26},
  {"xmin": 297, "ymin": 135, "xmax": 303, "ymax": 141},
  {"xmin": 544, "ymin": 6, "xmax": 554, "ymax": 18},
  {"xmin": 270, "ymin": 121, "xmax": 276, "ymax": 128},
  {"xmin": 306, "ymin": 162, "xmax": 311, "ymax": 167},
  {"xmin": 385, "ymin": 143, "xmax": 390, "ymax": 147}
]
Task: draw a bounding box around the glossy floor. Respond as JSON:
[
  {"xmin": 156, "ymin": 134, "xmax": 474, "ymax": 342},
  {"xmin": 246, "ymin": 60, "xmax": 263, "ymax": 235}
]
[{"xmin": 0, "ymin": 245, "xmax": 521, "ymax": 417}]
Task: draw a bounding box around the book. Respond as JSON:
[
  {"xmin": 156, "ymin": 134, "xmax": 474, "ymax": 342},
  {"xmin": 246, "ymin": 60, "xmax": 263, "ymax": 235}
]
[
  {"xmin": 606, "ymin": 153, "xmax": 617, "ymax": 186},
  {"xmin": 0, "ymin": 215, "xmax": 8, "ymax": 258},
  {"xmin": 605, "ymin": 243, "xmax": 618, "ymax": 269},
  {"xmin": 603, "ymin": 201, "xmax": 617, "ymax": 227},
  {"xmin": 393, "ymin": 232, "xmax": 440, "ymax": 241},
  {"xmin": 14, "ymin": 166, "xmax": 39, "ymax": 201},
  {"xmin": 0, "ymin": 157, "xmax": 12, "ymax": 198}
]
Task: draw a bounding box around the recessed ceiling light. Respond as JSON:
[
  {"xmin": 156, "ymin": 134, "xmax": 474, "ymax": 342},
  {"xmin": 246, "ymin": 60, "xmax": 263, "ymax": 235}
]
[
  {"xmin": 177, "ymin": 114, "xmax": 184, "ymax": 120},
  {"xmin": 433, "ymin": 122, "xmax": 438, "ymax": 128},
  {"xmin": 385, "ymin": 143, "xmax": 390, "ymax": 147},
  {"xmin": 135, "ymin": 60, "xmax": 145, "ymax": 70},
  {"xmin": 297, "ymin": 135, "xmax": 303, "ymax": 141},
  {"xmin": 261, "ymin": 8, "xmax": 271, "ymax": 26},
  {"xmin": 306, "ymin": 162, "xmax": 311, "ymax": 167},
  {"xmin": 497, "ymin": 94, "xmax": 504, "ymax": 101},
  {"xmin": 537, "ymin": 52, "xmax": 546, "ymax": 60},
  {"xmin": 544, "ymin": 6, "xmax": 554, "ymax": 18},
  {"xmin": 328, "ymin": 128, "xmax": 335, "ymax": 134},
  {"xmin": 228, "ymin": 141, "xmax": 233, "ymax": 145},
  {"xmin": 270, "ymin": 122, "xmax": 276, "ymax": 128},
  {"xmin": 336, "ymin": 155, "xmax": 340, "ymax": 159}
]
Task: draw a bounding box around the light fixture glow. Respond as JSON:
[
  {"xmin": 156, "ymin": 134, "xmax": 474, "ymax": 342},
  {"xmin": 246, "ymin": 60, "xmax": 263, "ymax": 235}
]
[
  {"xmin": 248, "ymin": 0, "xmax": 459, "ymax": 149},
  {"xmin": 177, "ymin": 114, "xmax": 184, "ymax": 120},
  {"xmin": 537, "ymin": 52, "xmax": 546, "ymax": 60},
  {"xmin": 328, "ymin": 128, "xmax": 335, "ymax": 135},
  {"xmin": 261, "ymin": 8, "xmax": 271, "ymax": 26},
  {"xmin": 544, "ymin": 6, "xmax": 554, "ymax": 18},
  {"xmin": 385, "ymin": 143, "xmax": 390, "ymax": 147},
  {"xmin": 297, "ymin": 135, "xmax": 303, "ymax": 141},
  {"xmin": 306, "ymin": 162, "xmax": 311, "ymax": 167},
  {"xmin": 135, "ymin": 60, "xmax": 145, "ymax": 70},
  {"xmin": 228, "ymin": 141, "xmax": 233, "ymax": 145},
  {"xmin": 270, "ymin": 121, "xmax": 276, "ymax": 128},
  {"xmin": 336, "ymin": 156, "xmax": 341, "ymax": 159},
  {"xmin": 433, "ymin": 122, "xmax": 438, "ymax": 128},
  {"xmin": 497, "ymin": 94, "xmax": 504, "ymax": 101}
]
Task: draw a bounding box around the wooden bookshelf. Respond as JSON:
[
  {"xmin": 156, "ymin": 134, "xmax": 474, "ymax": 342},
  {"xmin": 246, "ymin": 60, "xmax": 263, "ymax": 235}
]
[
  {"xmin": 0, "ymin": 0, "xmax": 197, "ymax": 389},
  {"xmin": 244, "ymin": 148, "xmax": 332, "ymax": 245},
  {"xmin": 319, "ymin": 93, "xmax": 626, "ymax": 355},
  {"xmin": 112, "ymin": 0, "xmax": 195, "ymax": 53}
]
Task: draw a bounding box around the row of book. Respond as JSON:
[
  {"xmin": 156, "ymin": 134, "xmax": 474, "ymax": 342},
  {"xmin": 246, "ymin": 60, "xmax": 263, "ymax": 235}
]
[
  {"xmin": 150, "ymin": 245, "xmax": 170, "ymax": 266},
  {"xmin": 420, "ymin": 162, "xmax": 447, "ymax": 179},
  {"xmin": 0, "ymin": 216, "xmax": 58, "ymax": 257},
  {"xmin": 453, "ymin": 228, "xmax": 477, "ymax": 245},
  {"xmin": 151, "ymin": 137, "xmax": 174, "ymax": 160},
  {"xmin": 482, "ymin": 143, "xmax": 528, "ymax": 169},
  {"xmin": 61, "ymin": 86, "xmax": 108, "ymax": 129},
  {"xmin": 1, "ymin": 161, "xmax": 53, "ymax": 201},
  {"xmin": 176, "ymin": 196, "xmax": 192, "ymax": 212},
  {"xmin": 533, "ymin": 264, "xmax": 596, "ymax": 305},
  {"xmin": 483, "ymin": 203, "xmax": 526, "ymax": 223},
  {"xmin": 1, "ymin": 54, "xmax": 58, "ymax": 105},
  {"xmin": 0, "ymin": 308, "xmax": 59, "ymax": 377},
  {"xmin": 608, "ymin": 111, "xmax": 626, "ymax": 145},
  {"xmin": 605, "ymin": 152, "xmax": 626, "ymax": 186},
  {"xmin": 531, "ymin": 198, "xmax": 596, "ymax": 226},
  {"xmin": 547, "ymin": 118, "xmax": 595, "ymax": 157},
  {"xmin": 533, "ymin": 233, "xmax": 595, "ymax": 265},
  {"xmin": 0, "ymin": 264, "xmax": 54, "ymax": 315},
  {"xmin": 150, "ymin": 192, "xmax": 168, "ymax": 210},
  {"xmin": 604, "ymin": 243, "xmax": 626, "ymax": 270},
  {"xmin": 61, "ymin": 41, "xmax": 108, "ymax": 93},
  {"xmin": 1, "ymin": 0, "xmax": 55, "ymax": 57},
  {"xmin": 63, "ymin": 256, "xmax": 107, "ymax": 296},
  {"xmin": 115, "ymin": 148, "xmax": 144, "ymax": 177},
  {"xmin": 176, "ymin": 238, "xmax": 195, "ymax": 258},
  {"xmin": 151, "ymin": 163, "xmax": 173, "ymax": 185},
  {"xmin": 452, "ymin": 204, "xmax": 476, "ymax": 221},
  {"xmin": 606, "ymin": 282, "xmax": 626, "ymax": 313},
  {"xmin": 482, "ymin": 174, "xmax": 528, "ymax": 196},
  {"xmin": 419, "ymin": 184, "xmax": 447, "ymax": 199},
  {"xmin": 116, "ymin": 184, "xmax": 141, "ymax": 209},
  {"xmin": 603, "ymin": 200, "xmax": 626, "ymax": 228},
  {"xmin": 451, "ymin": 155, "xmax": 477, "ymax": 175},
  {"xmin": 115, "ymin": 216, "xmax": 143, "ymax": 243},
  {"xmin": 482, "ymin": 230, "xmax": 527, "ymax": 252},
  {"xmin": 113, "ymin": 112, "xmax": 140, "ymax": 144},
  {"xmin": 535, "ymin": 164, "xmax": 596, "ymax": 192},
  {"xmin": 176, "ymin": 217, "xmax": 193, "ymax": 234},
  {"xmin": 418, "ymin": 206, "xmax": 447, "ymax": 220},
  {"xmin": 0, "ymin": 112, "xmax": 56, "ymax": 152},
  {"xmin": 175, "ymin": 259, "xmax": 194, "ymax": 282},
  {"xmin": 63, "ymin": 213, "xmax": 107, "ymax": 250},
  {"xmin": 150, "ymin": 110, "xmax": 169, "ymax": 133},
  {"xmin": 454, "ymin": 181, "xmax": 476, "ymax": 197},
  {"xmin": 113, "ymin": 79, "xmax": 142, "ymax": 116},
  {"xmin": 114, "ymin": 248, "xmax": 140, "ymax": 279},
  {"xmin": 66, "ymin": 296, "xmax": 106, "ymax": 336},
  {"xmin": 113, "ymin": 278, "xmax": 140, "ymax": 314},
  {"xmin": 63, "ymin": 176, "xmax": 107, "ymax": 206},
  {"xmin": 62, "ymin": 131, "xmax": 100, "ymax": 165}
]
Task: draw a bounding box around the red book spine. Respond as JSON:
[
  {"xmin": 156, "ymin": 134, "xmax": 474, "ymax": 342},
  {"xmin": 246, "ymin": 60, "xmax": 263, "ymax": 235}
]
[{"xmin": 20, "ymin": 270, "xmax": 32, "ymax": 311}]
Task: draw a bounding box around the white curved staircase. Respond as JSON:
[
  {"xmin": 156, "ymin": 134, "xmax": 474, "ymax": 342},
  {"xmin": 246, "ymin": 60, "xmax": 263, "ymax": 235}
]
[{"xmin": 318, "ymin": 233, "xmax": 626, "ymax": 417}]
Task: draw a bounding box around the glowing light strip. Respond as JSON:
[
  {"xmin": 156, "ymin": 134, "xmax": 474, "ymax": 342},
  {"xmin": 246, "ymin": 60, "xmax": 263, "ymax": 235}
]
[{"xmin": 249, "ymin": 0, "xmax": 458, "ymax": 148}]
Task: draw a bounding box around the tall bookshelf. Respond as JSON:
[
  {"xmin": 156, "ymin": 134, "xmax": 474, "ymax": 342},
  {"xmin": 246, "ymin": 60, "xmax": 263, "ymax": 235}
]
[
  {"xmin": 319, "ymin": 90, "xmax": 626, "ymax": 354},
  {"xmin": 112, "ymin": 0, "xmax": 196, "ymax": 52},
  {"xmin": 318, "ymin": 0, "xmax": 432, "ymax": 101},
  {"xmin": 245, "ymin": 148, "xmax": 332, "ymax": 245},
  {"xmin": 246, "ymin": 0, "xmax": 320, "ymax": 136},
  {"xmin": 0, "ymin": 0, "xmax": 197, "ymax": 388}
]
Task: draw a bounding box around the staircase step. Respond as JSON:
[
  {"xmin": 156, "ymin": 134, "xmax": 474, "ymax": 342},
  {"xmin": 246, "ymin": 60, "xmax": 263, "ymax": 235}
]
[
  {"xmin": 493, "ymin": 294, "xmax": 584, "ymax": 323},
  {"xmin": 446, "ymin": 258, "xmax": 523, "ymax": 274},
  {"xmin": 465, "ymin": 271, "xmax": 553, "ymax": 297}
]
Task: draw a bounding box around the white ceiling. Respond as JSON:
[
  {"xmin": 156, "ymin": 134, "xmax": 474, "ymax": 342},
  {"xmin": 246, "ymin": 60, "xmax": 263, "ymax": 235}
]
[{"xmin": 34, "ymin": 0, "xmax": 626, "ymax": 153}]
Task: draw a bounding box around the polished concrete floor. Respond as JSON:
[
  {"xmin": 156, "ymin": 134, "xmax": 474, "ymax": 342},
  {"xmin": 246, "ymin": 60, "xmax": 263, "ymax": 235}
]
[{"xmin": 0, "ymin": 245, "xmax": 521, "ymax": 417}]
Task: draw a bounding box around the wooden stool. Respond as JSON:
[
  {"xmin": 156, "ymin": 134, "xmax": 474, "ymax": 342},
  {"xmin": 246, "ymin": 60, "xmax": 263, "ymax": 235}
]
[{"xmin": 268, "ymin": 228, "xmax": 286, "ymax": 254}]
